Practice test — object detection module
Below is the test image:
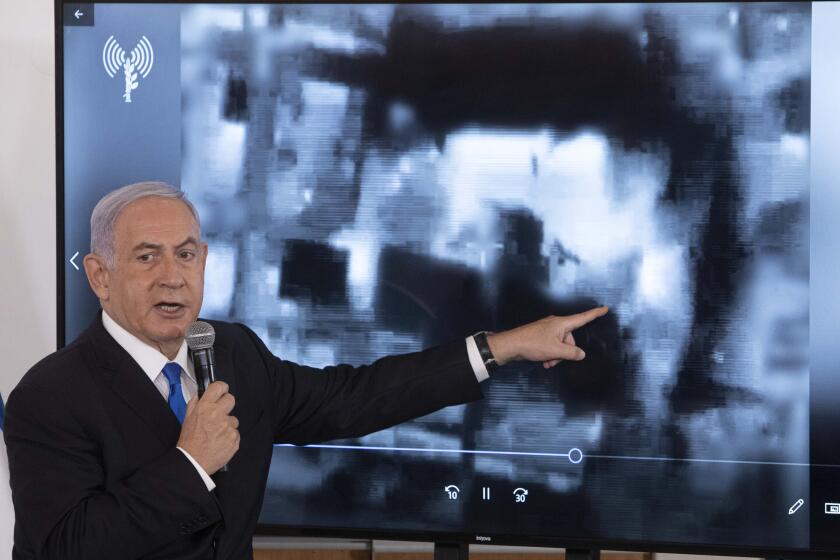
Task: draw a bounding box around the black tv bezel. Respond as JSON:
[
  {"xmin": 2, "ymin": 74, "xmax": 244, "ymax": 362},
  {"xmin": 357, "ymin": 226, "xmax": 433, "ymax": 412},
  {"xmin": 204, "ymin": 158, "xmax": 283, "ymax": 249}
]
[{"xmin": 55, "ymin": 1, "xmax": 825, "ymax": 557}]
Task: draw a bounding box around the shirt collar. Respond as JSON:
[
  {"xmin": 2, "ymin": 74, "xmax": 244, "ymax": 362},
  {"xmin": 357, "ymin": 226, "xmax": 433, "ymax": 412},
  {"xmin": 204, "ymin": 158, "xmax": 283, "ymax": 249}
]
[{"xmin": 101, "ymin": 310, "xmax": 195, "ymax": 384}]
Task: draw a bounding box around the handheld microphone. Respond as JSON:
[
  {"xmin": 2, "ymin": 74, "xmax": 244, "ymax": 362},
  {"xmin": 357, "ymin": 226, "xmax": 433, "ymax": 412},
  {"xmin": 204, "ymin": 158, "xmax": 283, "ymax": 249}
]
[
  {"xmin": 186, "ymin": 321, "xmax": 216, "ymax": 397},
  {"xmin": 185, "ymin": 321, "xmax": 228, "ymax": 473}
]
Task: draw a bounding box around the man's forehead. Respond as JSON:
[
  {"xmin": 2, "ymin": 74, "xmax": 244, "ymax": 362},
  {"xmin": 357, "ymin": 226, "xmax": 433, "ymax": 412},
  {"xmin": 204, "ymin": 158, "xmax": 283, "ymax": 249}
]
[{"xmin": 114, "ymin": 197, "xmax": 200, "ymax": 242}]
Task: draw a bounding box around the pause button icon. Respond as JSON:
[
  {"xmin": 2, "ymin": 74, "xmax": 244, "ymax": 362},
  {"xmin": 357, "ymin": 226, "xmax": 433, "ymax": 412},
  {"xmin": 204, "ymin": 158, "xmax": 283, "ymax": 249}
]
[{"xmin": 482, "ymin": 487, "xmax": 491, "ymax": 500}]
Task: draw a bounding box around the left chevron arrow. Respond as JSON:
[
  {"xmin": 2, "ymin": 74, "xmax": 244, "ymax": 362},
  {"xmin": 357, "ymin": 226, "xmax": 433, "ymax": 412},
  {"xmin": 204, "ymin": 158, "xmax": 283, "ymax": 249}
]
[{"xmin": 69, "ymin": 251, "xmax": 80, "ymax": 271}]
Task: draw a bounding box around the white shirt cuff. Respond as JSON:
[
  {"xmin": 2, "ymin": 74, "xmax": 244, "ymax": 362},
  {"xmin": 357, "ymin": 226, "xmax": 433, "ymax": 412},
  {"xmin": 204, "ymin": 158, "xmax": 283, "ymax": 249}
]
[
  {"xmin": 177, "ymin": 447, "xmax": 216, "ymax": 491},
  {"xmin": 465, "ymin": 336, "xmax": 490, "ymax": 383}
]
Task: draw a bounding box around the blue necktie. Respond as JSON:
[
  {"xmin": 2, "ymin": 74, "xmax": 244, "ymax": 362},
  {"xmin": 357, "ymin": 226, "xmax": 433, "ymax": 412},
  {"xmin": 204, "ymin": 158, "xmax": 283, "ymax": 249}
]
[{"xmin": 162, "ymin": 362, "xmax": 187, "ymax": 424}]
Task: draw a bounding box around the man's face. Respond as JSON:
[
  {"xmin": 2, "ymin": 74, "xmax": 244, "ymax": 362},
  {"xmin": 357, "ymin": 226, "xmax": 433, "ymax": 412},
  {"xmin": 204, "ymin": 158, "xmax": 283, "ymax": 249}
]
[{"xmin": 95, "ymin": 197, "xmax": 207, "ymax": 352}]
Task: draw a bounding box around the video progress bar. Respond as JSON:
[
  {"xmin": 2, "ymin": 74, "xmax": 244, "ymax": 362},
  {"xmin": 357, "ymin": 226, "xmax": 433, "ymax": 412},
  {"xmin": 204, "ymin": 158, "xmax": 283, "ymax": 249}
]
[
  {"xmin": 276, "ymin": 444, "xmax": 584, "ymax": 464},
  {"xmin": 277, "ymin": 444, "xmax": 833, "ymax": 468}
]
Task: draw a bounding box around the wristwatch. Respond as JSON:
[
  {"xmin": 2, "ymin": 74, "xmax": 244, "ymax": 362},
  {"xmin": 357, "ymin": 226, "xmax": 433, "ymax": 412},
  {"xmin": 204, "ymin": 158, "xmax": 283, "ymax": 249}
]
[{"xmin": 473, "ymin": 331, "xmax": 498, "ymax": 372}]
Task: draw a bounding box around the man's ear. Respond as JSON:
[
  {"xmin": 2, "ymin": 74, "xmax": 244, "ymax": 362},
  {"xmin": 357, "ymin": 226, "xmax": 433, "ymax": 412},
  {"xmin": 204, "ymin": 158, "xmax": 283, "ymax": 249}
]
[
  {"xmin": 83, "ymin": 253, "xmax": 111, "ymax": 301},
  {"xmin": 199, "ymin": 241, "xmax": 209, "ymax": 270}
]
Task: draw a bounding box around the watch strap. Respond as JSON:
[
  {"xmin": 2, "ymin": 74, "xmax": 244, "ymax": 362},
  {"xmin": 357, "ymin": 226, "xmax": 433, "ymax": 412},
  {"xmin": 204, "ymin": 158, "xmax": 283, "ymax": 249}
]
[{"xmin": 473, "ymin": 331, "xmax": 498, "ymax": 372}]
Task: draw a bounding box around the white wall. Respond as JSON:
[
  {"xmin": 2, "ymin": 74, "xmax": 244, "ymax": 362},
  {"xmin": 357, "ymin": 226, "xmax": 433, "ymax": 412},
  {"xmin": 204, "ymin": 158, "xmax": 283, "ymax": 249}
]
[{"xmin": 0, "ymin": 0, "xmax": 56, "ymax": 399}]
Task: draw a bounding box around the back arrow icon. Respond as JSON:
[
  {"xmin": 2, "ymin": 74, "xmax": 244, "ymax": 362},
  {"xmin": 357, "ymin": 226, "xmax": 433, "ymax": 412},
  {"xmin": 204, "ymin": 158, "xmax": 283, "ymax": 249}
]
[
  {"xmin": 74, "ymin": 9, "xmax": 83, "ymax": 19},
  {"xmin": 70, "ymin": 251, "xmax": 80, "ymax": 270}
]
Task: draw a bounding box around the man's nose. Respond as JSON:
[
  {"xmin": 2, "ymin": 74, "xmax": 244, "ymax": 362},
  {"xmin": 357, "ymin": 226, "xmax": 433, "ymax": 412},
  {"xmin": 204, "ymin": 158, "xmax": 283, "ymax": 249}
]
[{"xmin": 158, "ymin": 255, "xmax": 185, "ymax": 289}]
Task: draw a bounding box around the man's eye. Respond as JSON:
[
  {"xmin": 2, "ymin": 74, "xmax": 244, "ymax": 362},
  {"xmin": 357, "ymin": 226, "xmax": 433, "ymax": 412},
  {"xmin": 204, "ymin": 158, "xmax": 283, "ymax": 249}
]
[
  {"xmin": 138, "ymin": 254, "xmax": 154, "ymax": 263},
  {"xmin": 180, "ymin": 251, "xmax": 195, "ymax": 260}
]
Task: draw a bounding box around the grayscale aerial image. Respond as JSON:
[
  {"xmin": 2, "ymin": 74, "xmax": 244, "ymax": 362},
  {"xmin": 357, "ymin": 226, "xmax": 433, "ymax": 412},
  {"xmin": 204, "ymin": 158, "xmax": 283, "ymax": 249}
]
[{"xmin": 179, "ymin": 2, "xmax": 810, "ymax": 548}]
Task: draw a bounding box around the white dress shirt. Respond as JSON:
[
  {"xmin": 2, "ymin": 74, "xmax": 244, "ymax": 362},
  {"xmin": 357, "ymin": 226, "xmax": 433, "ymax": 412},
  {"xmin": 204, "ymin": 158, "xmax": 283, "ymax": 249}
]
[
  {"xmin": 101, "ymin": 311, "xmax": 216, "ymax": 491},
  {"xmin": 465, "ymin": 335, "xmax": 490, "ymax": 382},
  {"xmin": 102, "ymin": 311, "xmax": 491, "ymax": 493}
]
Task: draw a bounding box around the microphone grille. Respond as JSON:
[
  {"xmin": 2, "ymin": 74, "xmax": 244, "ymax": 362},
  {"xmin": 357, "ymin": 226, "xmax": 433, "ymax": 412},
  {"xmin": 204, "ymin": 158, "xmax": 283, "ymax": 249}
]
[{"xmin": 186, "ymin": 321, "xmax": 216, "ymax": 350}]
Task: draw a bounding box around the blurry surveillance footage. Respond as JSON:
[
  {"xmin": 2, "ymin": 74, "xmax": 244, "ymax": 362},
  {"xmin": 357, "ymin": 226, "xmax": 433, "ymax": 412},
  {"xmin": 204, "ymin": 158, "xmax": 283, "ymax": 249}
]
[{"xmin": 178, "ymin": 3, "xmax": 809, "ymax": 544}]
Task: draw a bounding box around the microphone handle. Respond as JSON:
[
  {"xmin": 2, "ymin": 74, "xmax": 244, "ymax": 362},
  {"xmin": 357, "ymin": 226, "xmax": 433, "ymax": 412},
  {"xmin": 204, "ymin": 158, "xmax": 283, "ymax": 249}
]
[
  {"xmin": 191, "ymin": 348, "xmax": 228, "ymax": 473},
  {"xmin": 193, "ymin": 348, "xmax": 216, "ymax": 397}
]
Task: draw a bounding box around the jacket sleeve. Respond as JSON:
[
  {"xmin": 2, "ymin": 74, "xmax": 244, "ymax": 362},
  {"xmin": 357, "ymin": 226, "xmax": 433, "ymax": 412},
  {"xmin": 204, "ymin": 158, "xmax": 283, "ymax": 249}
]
[
  {"xmin": 236, "ymin": 324, "xmax": 484, "ymax": 445},
  {"xmin": 4, "ymin": 382, "xmax": 222, "ymax": 560}
]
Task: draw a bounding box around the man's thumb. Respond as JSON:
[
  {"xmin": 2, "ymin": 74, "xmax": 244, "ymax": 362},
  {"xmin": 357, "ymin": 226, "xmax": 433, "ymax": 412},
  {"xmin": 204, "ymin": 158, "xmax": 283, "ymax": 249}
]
[
  {"xmin": 558, "ymin": 343, "xmax": 586, "ymax": 361},
  {"xmin": 185, "ymin": 395, "xmax": 197, "ymax": 415}
]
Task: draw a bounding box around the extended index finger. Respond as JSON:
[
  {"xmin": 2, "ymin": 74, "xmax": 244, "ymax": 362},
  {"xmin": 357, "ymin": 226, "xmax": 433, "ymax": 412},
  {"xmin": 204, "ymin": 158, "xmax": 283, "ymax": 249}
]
[{"xmin": 564, "ymin": 306, "xmax": 609, "ymax": 331}]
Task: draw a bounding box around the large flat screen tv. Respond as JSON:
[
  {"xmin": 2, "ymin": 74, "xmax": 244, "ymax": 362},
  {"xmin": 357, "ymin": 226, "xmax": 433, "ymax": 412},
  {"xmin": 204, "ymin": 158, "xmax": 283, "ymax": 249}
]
[{"xmin": 57, "ymin": 1, "xmax": 840, "ymax": 556}]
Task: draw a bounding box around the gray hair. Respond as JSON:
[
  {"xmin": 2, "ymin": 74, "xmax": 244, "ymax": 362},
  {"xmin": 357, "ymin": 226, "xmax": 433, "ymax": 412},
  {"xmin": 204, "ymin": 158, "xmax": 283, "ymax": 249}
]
[{"xmin": 90, "ymin": 181, "xmax": 201, "ymax": 267}]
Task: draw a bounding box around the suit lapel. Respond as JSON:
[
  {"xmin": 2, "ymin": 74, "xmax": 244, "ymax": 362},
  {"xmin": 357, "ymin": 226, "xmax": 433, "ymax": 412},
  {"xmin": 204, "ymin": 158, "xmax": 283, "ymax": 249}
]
[
  {"xmin": 87, "ymin": 314, "xmax": 184, "ymax": 449},
  {"xmin": 203, "ymin": 335, "xmax": 237, "ymax": 492},
  {"xmin": 208, "ymin": 336, "xmax": 237, "ymax": 408}
]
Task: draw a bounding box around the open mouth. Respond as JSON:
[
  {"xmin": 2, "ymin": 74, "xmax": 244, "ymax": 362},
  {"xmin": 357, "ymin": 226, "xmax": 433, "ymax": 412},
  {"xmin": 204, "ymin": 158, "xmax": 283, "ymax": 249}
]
[{"xmin": 155, "ymin": 302, "xmax": 186, "ymax": 314}]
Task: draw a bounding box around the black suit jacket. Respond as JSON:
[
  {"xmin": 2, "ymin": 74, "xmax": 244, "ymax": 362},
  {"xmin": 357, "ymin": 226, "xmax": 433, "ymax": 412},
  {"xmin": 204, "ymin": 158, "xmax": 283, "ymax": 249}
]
[{"xmin": 4, "ymin": 314, "xmax": 483, "ymax": 560}]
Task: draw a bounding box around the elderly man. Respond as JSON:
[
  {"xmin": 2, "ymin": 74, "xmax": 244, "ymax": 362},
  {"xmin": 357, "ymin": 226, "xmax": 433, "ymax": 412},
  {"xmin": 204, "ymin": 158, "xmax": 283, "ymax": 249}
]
[{"xmin": 4, "ymin": 182, "xmax": 607, "ymax": 560}]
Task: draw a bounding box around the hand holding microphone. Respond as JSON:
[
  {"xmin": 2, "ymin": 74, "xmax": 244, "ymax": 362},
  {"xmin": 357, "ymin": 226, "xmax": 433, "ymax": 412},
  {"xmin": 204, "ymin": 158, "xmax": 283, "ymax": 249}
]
[
  {"xmin": 177, "ymin": 381, "xmax": 240, "ymax": 475},
  {"xmin": 178, "ymin": 321, "xmax": 237, "ymax": 475}
]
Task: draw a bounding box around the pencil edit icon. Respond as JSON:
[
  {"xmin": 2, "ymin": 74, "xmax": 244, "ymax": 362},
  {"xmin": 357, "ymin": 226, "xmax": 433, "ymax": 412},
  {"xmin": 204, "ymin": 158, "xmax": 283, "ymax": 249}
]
[{"xmin": 788, "ymin": 498, "xmax": 804, "ymax": 515}]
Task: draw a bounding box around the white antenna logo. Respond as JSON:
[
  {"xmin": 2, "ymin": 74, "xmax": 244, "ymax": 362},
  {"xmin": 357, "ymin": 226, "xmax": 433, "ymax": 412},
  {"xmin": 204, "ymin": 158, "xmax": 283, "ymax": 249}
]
[{"xmin": 102, "ymin": 35, "xmax": 154, "ymax": 103}]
